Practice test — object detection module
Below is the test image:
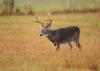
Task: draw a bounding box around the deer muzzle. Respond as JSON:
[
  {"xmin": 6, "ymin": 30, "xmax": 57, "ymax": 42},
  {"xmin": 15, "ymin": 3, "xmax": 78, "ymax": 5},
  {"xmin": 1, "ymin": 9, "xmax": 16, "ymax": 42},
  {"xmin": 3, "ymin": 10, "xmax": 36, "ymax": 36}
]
[{"xmin": 40, "ymin": 34, "xmax": 43, "ymax": 36}]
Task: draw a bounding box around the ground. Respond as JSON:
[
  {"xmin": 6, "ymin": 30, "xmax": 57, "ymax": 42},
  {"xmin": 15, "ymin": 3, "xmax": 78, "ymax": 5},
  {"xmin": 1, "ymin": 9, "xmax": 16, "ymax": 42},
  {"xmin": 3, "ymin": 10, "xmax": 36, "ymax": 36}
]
[{"xmin": 0, "ymin": 13, "xmax": 100, "ymax": 71}]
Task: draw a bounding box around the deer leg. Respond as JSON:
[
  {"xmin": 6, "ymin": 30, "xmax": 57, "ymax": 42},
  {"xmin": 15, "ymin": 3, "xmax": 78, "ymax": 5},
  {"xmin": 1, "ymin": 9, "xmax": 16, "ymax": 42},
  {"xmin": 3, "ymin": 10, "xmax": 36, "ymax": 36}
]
[
  {"xmin": 54, "ymin": 43, "xmax": 56, "ymax": 46},
  {"xmin": 56, "ymin": 44, "xmax": 60, "ymax": 52},
  {"xmin": 68, "ymin": 43, "xmax": 73, "ymax": 49},
  {"xmin": 77, "ymin": 42, "xmax": 81, "ymax": 49},
  {"xmin": 75, "ymin": 39, "xmax": 81, "ymax": 49}
]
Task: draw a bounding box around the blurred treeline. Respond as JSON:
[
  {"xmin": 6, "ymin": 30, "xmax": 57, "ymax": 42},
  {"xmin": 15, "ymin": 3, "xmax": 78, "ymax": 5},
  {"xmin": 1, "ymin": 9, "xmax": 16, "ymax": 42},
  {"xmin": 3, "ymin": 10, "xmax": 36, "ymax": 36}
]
[
  {"xmin": 0, "ymin": 0, "xmax": 34, "ymax": 15},
  {"xmin": 0, "ymin": 0, "xmax": 100, "ymax": 15}
]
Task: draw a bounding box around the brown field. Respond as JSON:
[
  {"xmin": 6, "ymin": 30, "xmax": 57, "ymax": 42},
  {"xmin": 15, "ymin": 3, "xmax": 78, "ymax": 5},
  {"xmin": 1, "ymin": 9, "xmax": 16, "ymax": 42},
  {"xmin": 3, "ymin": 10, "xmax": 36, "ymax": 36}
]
[{"xmin": 0, "ymin": 13, "xmax": 100, "ymax": 71}]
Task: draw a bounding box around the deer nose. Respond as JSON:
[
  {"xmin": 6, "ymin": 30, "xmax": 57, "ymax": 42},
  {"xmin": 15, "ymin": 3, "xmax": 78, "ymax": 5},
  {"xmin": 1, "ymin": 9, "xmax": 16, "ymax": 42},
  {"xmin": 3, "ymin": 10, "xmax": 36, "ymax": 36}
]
[{"xmin": 40, "ymin": 34, "xmax": 43, "ymax": 36}]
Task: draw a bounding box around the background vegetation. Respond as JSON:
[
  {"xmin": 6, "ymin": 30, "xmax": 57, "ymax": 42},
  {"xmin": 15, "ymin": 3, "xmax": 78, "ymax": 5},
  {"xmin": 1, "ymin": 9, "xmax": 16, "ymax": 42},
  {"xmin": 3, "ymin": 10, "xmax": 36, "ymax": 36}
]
[{"xmin": 0, "ymin": 0, "xmax": 100, "ymax": 15}]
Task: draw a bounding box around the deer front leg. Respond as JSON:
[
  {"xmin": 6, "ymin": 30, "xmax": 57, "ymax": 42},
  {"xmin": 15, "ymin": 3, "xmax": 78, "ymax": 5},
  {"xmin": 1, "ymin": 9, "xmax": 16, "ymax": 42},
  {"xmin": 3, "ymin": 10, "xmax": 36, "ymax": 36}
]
[
  {"xmin": 56, "ymin": 44, "xmax": 60, "ymax": 52},
  {"xmin": 54, "ymin": 43, "xmax": 56, "ymax": 46},
  {"xmin": 68, "ymin": 43, "xmax": 73, "ymax": 50}
]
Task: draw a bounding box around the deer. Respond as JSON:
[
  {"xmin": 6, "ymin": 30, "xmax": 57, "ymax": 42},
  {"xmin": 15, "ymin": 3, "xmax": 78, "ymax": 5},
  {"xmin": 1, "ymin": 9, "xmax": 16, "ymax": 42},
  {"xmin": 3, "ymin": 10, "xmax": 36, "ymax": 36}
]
[{"xmin": 33, "ymin": 16, "xmax": 81, "ymax": 51}]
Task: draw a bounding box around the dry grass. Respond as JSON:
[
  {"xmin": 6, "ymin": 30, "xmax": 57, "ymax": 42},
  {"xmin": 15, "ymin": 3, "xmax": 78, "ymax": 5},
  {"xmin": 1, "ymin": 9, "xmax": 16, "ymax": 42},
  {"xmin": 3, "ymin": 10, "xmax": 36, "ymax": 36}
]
[{"xmin": 0, "ymin": 13, "xmax": 100, "ymax": 71}]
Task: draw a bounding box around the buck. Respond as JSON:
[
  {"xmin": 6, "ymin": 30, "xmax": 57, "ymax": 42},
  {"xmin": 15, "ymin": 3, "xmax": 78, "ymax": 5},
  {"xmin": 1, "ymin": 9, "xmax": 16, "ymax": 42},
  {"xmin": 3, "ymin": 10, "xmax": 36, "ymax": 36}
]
[{"xmin": 34, "ymin": 16, "xmax": 81, "ymax": 51}]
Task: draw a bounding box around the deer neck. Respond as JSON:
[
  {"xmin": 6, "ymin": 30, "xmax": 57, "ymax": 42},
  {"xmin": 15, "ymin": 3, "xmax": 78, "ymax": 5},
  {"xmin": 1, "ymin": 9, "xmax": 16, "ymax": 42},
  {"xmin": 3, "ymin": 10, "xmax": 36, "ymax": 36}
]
[{"xmin": 46, "ymin": 29, "xmax": 54, "ymax": 37}]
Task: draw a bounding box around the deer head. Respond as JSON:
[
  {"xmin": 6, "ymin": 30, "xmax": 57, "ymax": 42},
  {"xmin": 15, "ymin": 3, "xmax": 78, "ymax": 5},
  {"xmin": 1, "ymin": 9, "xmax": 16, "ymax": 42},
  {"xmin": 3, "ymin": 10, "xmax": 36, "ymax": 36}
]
[{"xmin": 33, "ymin": 16, "xmax": 52, "ymax": 36}]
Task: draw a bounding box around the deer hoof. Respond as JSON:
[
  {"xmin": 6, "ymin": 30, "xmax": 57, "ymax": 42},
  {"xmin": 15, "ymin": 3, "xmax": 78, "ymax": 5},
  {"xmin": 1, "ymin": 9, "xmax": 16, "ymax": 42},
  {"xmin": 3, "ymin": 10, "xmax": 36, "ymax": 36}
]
[{"xmin": 54, "ymin": 43, "xmax": 56, "ymax": 46}]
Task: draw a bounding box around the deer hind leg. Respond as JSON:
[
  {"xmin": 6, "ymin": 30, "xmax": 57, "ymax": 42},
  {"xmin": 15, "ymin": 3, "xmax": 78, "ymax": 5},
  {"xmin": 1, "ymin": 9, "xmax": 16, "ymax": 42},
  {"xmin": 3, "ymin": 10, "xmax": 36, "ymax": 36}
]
[
  {"xmin": 77, "ymin": 42, "xmax": 81, "ymax": 49},
  {"xmin": 68, "ymin": 43, "xmax": 73, "ymax": 49},
  {"xmin": 74, "ymin": 38, "xmax": 81, "ymax": 49}
]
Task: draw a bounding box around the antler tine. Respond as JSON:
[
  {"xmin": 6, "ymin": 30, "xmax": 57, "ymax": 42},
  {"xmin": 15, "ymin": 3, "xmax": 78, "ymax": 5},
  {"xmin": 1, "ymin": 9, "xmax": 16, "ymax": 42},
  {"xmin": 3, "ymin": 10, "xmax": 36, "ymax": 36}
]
[
  {"xmin": 44, "ymin": 13, "xmax": 52, "ymax": 28},
  {"xmin": 36, "ymin": 16, "xmax": 38, "ymax": 21},
  {"xmin": 33, "ymin": 16, "xmax": 39, "ymax": 22}
]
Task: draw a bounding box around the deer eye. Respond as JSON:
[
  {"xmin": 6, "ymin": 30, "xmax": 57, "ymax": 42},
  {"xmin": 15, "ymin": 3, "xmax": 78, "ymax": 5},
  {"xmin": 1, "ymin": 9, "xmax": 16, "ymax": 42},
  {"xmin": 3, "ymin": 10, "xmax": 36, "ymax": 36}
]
[
  {"xmin": 42, "ymin": 29, "xmax": 45, "ymax": 32},
  {"xmin": 42, "ymin": 29, "xmax": 44, "ymax": 32}
]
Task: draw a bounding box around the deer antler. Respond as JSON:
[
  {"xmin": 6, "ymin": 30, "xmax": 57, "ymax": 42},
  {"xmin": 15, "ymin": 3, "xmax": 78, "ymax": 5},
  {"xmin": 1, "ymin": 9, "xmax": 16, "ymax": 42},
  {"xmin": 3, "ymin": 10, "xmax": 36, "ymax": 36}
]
[
  {"xmin": 33, "ymin": 16, "xmax": 44, "ymax": 27},
  {"xmin": 44, "ymin": 13, "xmax": 52, "ymax": 28},
  {"xmin": 44, "ymin": 20, "xmax": 52, "ymax": 28}
]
